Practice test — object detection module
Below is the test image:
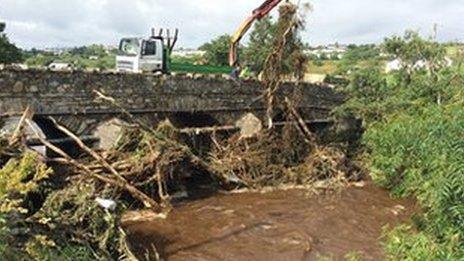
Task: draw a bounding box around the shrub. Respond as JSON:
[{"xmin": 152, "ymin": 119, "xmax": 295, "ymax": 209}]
[
  {"xmin": 367, "ymin": 105, "xmax": 464, "ymax": 259},
  {"xmin": 342, "ymin": 31, "xmax": 464, "ymax": 259}
]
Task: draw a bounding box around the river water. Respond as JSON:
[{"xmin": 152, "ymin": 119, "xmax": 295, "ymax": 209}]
[{"xmin": 124, "ymin": 183, "xmax": 416, "ymax": 260}]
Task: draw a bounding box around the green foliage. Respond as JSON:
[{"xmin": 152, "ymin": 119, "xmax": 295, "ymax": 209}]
[
  {"xmin": 345, "ymin": 44, "xmax": 380, "ymax": 62},
  {"xmin": 24, "ymin": 53, "xmax": 55, "ymax": 67},
  {"xmin": 383, "ymin": 225, "xmax": 461, "ymax": 260},
  {"xmin": 337, "ymin": 44, "xmax": 381, "ymax": 74},
  {"xmin": 28, "ymin": 181, "xmax": 125, "ymax": 260},
  {"xmin": 0, "ymin": 151, "xmax": 53, "ymax": 259},
  {"xmin": 336, "ymin": 68, "xmax": 390, "ymax": 120},
  {"xmin": 170, "ymin": 62, "xmax": 231, "ymax": 74},
  {"xmin": 384, "ymin": 31, "xmax": 446, "ymax": 70},
  {"xmin": 199, "ymin": 6, "xmax": 308, "ymax": 75},
  {"xmin": 0, "ymin": 152, "xmax": 52, "ymax": 214},
  {"xmin": 0, "ymin": 153, "xmax": 126, "ymax": 260},
  {"xmin": 199, "ymin": 34, "xmax": 231, "ymax": 66},
  {"xmin": 69, "ymin": 44, "xmax": 115, "ymax": 57},
  {"xmin": 366, "ymin": 105, "xmax": 464, "ymax": 258},
  {"xmin": 25, "ymin": 239, "xmax": 96, "ymax": 261},
  {"xmin": 171, "ymin": 53, "xmax": 204, "ymax": 65},
  {"xmin": 243, "ymin": 16, "xmax": 277, "ymax": 72},
  {"xmin": 0, "ymin": 22, "xmax": 23, "ymax": 64},
  {"xmin": 342, "ymin": 31, "xmax": 464, "ymax": 259},
  {"xmin": 25, "ymin": 45, "xmax": 116, "ymax": 70}
]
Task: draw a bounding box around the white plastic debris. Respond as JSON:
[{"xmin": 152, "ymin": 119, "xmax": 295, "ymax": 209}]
[{"xmin": 95, "ymin": 198, "xmax": 117, "ymax": 211}]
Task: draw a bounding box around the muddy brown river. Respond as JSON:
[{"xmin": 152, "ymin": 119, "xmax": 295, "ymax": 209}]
[{"xmin": 123, "ymin": 183, "xmax": 416, "ymax": 260}]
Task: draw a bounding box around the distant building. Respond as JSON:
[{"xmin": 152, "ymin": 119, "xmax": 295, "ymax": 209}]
[
  {"xmin": 48, "ymin": 62, "xmax": 74, "ymax": 71},
  {"xmin": 11, "ymin": 63, "xmax": 29, "ymax": 70},
  {"xmin": 305, "ymin": 44, "xmax": 348, "ymax": 60},
  {"xmin": 385, "ymin": 57, "xmax": 453, "ymax": 73},
  {"xmin": 385, "ymin": 59, "xmax": 402, "ymax": 73},
  {"xmin": 42, "ymin": 47, "xmax": 73, "ymax": 56}
]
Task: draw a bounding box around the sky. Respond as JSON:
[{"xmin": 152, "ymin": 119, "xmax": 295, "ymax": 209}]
[{"xmin": 0, "ymin": 0, "xmax": 462, "ymax": 49}]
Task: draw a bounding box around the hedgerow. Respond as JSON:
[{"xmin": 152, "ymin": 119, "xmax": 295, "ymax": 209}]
[{"xmin": 341, "ymin": 31, "xmax": 464, "ymax": 259}]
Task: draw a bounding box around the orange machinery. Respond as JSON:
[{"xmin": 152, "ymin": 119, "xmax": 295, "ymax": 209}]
[{"xmin": 229, "ymin": 0, "xmax": 284, "ymax": 67}]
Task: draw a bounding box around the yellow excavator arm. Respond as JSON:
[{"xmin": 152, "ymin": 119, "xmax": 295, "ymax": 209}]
[{"xmin": 229, "ymin": 0, "xmax": 284, "ymax": 67}]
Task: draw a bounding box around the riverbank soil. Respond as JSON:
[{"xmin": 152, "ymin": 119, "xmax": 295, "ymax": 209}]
[{"xmin": 124, "ymin": 183, "xmax": 416, "ymax": 260}]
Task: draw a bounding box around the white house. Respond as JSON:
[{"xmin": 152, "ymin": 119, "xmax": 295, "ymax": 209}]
[
  {"xmin": 385, "ymin": 57, "xmax": 453, "ymax": 73},
  {"xmin": 385, "ymin": 59, "xmax": 402, "ymax": 73},
  {"xmin": 304, "ymin": 44, "xmax": 348, "ymax": 60},
  {"xmin": 11, "ymin": 63, "xmax": 29, "ymax": 70}
]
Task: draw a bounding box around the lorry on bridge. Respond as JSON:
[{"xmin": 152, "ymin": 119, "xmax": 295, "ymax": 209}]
[
  {"xmin": 116, "ymin": 28, "xmax": 232, "ymax": 75},
  {"xmin": 115, "ymin": 0, "xmax": 283, "ymax": 74}
]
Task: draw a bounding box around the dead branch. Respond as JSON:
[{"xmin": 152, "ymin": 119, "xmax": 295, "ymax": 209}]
[
  {"xmin": 9, "ymin": 106, "xmax": 32, "ymax": 145},
  {"xmin": 94, "ymin": 90, "xmax": 156, "ymax": 134},
  {"xmin": 94, "ymin": 90, "xmax": 231, "ymax": 185},
  {"xmin": 285, "ymin": 97, "xmax": 316, "ymax": 145},
  {"xmin": 25, "ymin": 119, "xmax": 162, "ymax": 212}
]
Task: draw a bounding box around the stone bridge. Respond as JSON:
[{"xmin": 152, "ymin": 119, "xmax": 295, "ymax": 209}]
[{"xmin": 0, "ymin": 68, "xmax": 347, "ymax": 150}]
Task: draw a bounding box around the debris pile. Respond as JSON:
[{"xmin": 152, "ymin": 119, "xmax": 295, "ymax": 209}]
[
  {"xmin": 209, "ymin": 127, "xmax": 354, "ymax": 189},
  {"xmin": 207, "ymin": 2, "xmax": 356, "ymax": 190},
  {"xmin": 0, "ymin": 3, "xmax": 362, "ymax": 260},
  {"xmin": 0, "ymin": 119, "xmax": 223, "ymax": 259},
  {"xmin": 1, "ymin": 113, "xmax": 359, "ymax": 259},
  {"xmin": 262, "ymin": 2, "xmax": 309, "ymax": 127}
]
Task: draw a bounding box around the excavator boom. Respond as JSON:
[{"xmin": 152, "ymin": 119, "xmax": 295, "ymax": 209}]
[{"xmin": 229, "ymin": 0, "xmax": 283, "ymax": 67}]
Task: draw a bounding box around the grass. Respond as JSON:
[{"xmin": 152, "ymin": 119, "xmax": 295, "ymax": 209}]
[
  {"xmin": 170, "ymin": 62, "xmax": 232, "ymax": 74},
  {"xmin": 307, "ymin": 60, "xmax": 340, "ymax": 74}
]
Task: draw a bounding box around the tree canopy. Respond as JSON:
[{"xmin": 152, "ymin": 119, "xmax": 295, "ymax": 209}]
[
  {"xmin": 198, "ymin": 8, "xmax": 307, "ymax": 74},
  {"xmin": 198, "ymin": 34, "xmax": 231, "ymax": 67},
  {"xmin": 244, "ymin": 10, "xmax": 307, "ymax": 75},
  {"xmin": 0, "ymin": 22, "xmax": 23, "ymax": 64},
  {"xmin": 243, "ymin": 16, "xmax": 277, "ymax": 72}
]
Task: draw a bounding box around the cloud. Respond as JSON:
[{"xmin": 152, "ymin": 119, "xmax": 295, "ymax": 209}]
[
  {"xmin": 307, "ymin": 0, "xmax": 464, "ymax": 44},
  {"xmin": 0, "ymin": 0, "xmax": 462, "ymax": 49}
]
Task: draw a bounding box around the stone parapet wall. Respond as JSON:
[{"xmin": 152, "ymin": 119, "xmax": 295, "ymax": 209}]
[{"xmin": 0, "ymin": 69, "xmax": 344, "ymax": 121}]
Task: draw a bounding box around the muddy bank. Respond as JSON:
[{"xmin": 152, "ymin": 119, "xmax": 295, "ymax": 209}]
[{"xmin": 124, "ymin": 183, "xmax": 416, "ymax": 260}]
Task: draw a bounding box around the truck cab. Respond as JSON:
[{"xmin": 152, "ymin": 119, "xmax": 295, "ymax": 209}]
[{"xmin": 116, "ymin": 37, "xmax": 165, "ymax": 73}]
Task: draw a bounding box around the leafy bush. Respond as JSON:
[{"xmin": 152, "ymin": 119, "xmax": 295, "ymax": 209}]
[
  {"xmin": 342, "ymin": 31, "xmax": 464, "ymax": 259},
  {"xmin": 367, "ymin": 106, "xmax": 464, "ymax": 259},
  {"xmin": 0, "ymin": 152, "xmax": 52, "ymax": 213},
  {"xmin": 0, "ymin": 151, "xmax": 53, "ymax": 259},
  {"xmin": 336, "ymin": 44, "xmax": 382, "ymax": 74},
  {"xmin": 383, "ymin": 225, "xmax": 460, "ymax": 260}
]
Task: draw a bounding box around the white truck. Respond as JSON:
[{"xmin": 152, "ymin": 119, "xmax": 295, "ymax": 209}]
[{"xmin": 116, "ymin": 29, "xmax": 178, "ymax": 73}]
